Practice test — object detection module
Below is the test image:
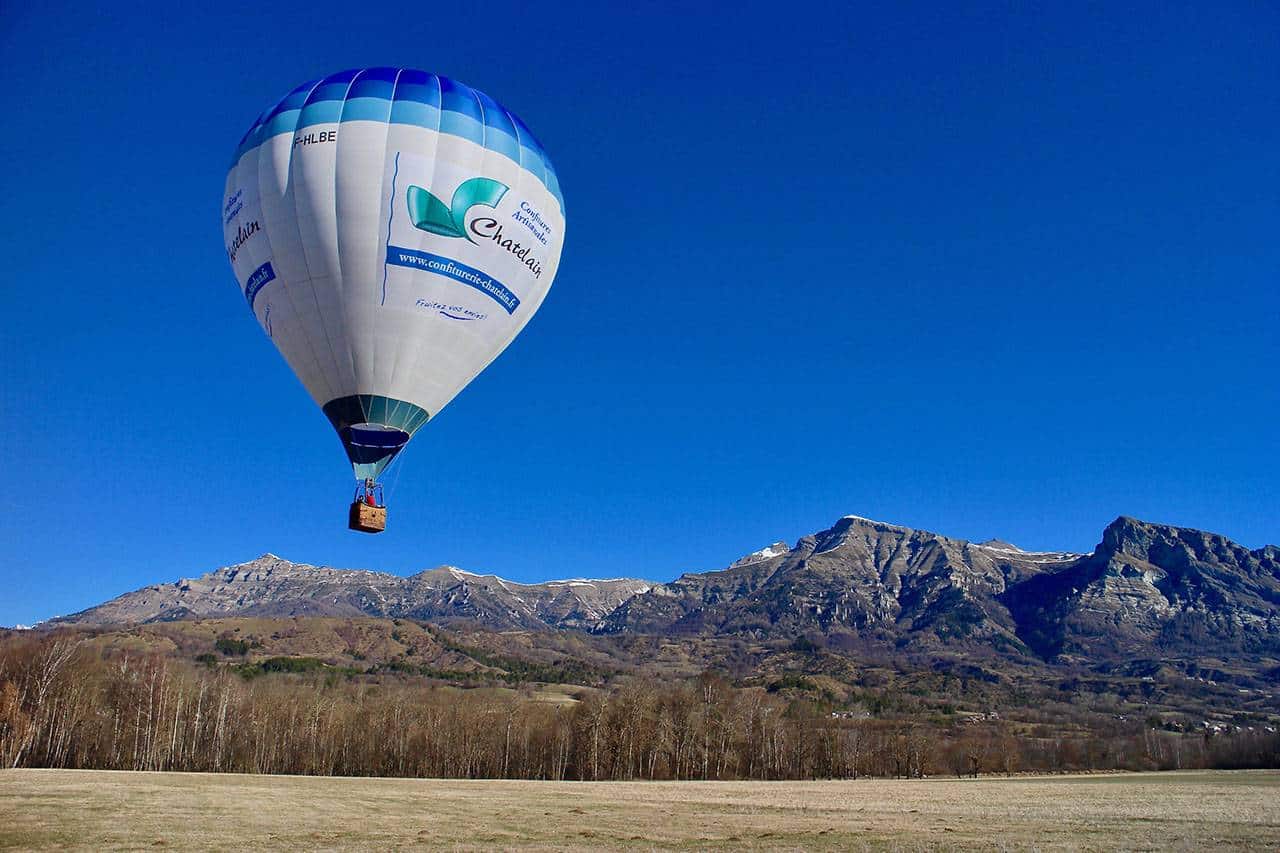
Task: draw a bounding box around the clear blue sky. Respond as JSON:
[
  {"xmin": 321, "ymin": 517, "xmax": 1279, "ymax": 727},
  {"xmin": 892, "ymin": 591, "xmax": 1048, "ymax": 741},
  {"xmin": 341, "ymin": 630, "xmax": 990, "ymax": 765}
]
[{"xmin": 1, "ymin": 2, "xmax": 1276, "ymax": 626}]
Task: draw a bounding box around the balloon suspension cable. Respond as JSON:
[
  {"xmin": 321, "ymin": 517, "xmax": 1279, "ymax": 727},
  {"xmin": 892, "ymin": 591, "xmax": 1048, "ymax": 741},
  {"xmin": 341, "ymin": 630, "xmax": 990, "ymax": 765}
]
[{"xmin": 384, "ymin": 447, "xmax": 409, "ymax": 505}]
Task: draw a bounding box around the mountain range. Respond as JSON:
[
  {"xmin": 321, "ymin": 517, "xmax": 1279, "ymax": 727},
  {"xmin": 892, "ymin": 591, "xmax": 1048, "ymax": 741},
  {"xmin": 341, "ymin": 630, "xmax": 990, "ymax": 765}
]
[
  {"xmin": 53, "ymin": 514, "xmax": 1279, "ymax": 668},
  {"xmin": 54, "ymin": 560, "xmax": 650, "ymax": 632}
]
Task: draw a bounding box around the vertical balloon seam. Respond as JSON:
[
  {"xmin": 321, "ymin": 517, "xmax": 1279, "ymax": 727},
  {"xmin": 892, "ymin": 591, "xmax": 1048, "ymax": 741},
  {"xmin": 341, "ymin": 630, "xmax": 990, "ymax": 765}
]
[
  {"xmin": 436, "ymin": 83, "xmax": 505, "ymax": 414},
  {"xmin": 297, "ymin": 78, "xmax": 345, "ymax": 403},
  {"xmin": 414, "ymin": 71, "xmax": 452, "ymax": 422},
  {"xmin": 462, "ymin": 82, "xmax": 534, "ymax": 412},
  {"xmin": 468, "ymin": 102, "xmax": 550, "ymax": 411},
  {"xmin": 293, "ymin": 73, "xmax": 348, "ymax": 407},
  {"xmin": 494, "ymin": 104, "xmax": 539, "ymax": 424},
  {"xmin": 384, "ymin": 71, "xmax": 411, "ymax": 437},
  {"xmin": 248, "ymin": 119, "xmax": 330, "ymax": 404},
  {"xmin": 462, "ymin": 81, "xmax": 497, "ymax": 411},
  {"xmin": 434, "ymin": 75, "xmax": 495, "ymax": 414},
  {"xmin": 381, "ymin": 73, "xmax": 426, "ymax": 419},
  {"xmin": 344, "ymin": 68, "xmax": 390, "ymax": 433},
  {"xmin": 512, "ymin": 110, "xmax": 548, "ymax": 202},
  {"xmin": 244, "ymin": 133, "xmax": 310, "ymax": 401},
  {"xmin": 309, "ymin": 70, "xmax": 362, "ymax": 407},
  {"xmin": 249, "ymin": 113, "xmax": 338, "ymax": 406},
  {"xmin": 387, "ymin": 71, "xmax": 449, "ymax": 417},
  {"xmin": 508, "ymin": 101, "xmax": 529, "ymax": 183},
  {"xmin": 379, "ymin": 74, "xmax": 423, "ymax": 420},
  {"xmin": 528, "ymin": 116, "xmax": 550, "ymax": 195},
  {"xmin": 371, "ymin": 73, "xmax": 412, "ymax": 434},
  {"xmin": 283, "ymin": 77, "xmax": 349, "ymax": 414},
  {"xmin": 371, "ymin": 70, "xmax": 407, "ymax": 469},
  {"xmin": 329, "ymin": 70, "xmax": 364, "ymax": 410}
]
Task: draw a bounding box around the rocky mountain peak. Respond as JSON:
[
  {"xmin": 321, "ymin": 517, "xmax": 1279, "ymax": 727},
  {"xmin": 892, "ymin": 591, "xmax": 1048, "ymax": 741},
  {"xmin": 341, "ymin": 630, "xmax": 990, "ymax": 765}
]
[
  {"xmin": 218, "ymin": 553, "xmax": 312, "ymax": 578},
  {"xmin": 1098, "ymin": 516, "xmax": 1165, "ymax": 558},
  {"xmin": 1097, "ymin": 516, "xmax": 1266, "ymax": 570},
  {"xmin": 838, "ymin": 515, "xmax": 910, "ymax": 532},
  {"xmin": 1001, "ymin": 516, "xmax": 1280, "ymax": 662}
]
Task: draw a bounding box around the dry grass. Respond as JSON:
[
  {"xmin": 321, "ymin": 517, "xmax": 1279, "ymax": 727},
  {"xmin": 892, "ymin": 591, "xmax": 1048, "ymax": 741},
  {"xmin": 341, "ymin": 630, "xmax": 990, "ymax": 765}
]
[{"xmin": 1, "ymin": 768, "xmax": 1276, "ymax": 851}]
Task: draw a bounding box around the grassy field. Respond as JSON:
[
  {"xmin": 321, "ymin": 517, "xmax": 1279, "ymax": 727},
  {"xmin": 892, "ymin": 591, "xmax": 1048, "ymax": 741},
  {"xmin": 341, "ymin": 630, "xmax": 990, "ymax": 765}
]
[{"xmin": 1, "ymin": 768, "xmax": 1276, "ymax": 850}]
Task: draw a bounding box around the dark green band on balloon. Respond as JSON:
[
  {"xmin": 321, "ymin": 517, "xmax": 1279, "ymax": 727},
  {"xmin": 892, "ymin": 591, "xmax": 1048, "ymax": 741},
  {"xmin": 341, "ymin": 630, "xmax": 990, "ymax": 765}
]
[{"xmin": 322, "ymin": 395, "xmax": 430, "ymax": 480}]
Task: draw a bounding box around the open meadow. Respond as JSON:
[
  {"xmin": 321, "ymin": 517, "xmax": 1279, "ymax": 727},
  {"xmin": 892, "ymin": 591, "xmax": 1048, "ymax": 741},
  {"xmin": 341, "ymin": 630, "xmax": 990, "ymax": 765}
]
[{"xmin": 1, "ymin": 768, "xmax": 1276, "ymax": 850}]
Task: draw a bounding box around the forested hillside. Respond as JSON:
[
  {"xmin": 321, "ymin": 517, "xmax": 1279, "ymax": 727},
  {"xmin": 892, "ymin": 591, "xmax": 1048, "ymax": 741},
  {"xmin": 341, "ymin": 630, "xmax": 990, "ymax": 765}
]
[{"xmin": 2, "ymin": 619, "xmax": 1276, "ymax": 780}]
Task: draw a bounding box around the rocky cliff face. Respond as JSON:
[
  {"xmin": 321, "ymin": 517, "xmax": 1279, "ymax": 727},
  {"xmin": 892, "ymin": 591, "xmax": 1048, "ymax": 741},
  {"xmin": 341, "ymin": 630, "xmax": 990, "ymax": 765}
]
[
  {"xmin": 1001, "ymin": 517, "xmax": 1280, "ymax": 661},
  {"xmin": 603, "ymin": 515, "xmax": 1278, "ymax": 664},
  {"xmin": 53, "ymin": 515, "xmax": 1278, "ymax": 667},
  {"xmin": 598, "ymin": 516, "xmax": 1082, "ymax": 654}
]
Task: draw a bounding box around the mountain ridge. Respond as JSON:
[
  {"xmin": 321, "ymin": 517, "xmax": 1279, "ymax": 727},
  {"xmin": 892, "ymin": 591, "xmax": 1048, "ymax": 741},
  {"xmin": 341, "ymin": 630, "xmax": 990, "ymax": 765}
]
[
  {"xmin": 55, "ymin": 555, "xmax": 651, "ymax": 631},
  {"xmin": 50, "ymin": 514, "xmax": 1279, "ymax": 669}
]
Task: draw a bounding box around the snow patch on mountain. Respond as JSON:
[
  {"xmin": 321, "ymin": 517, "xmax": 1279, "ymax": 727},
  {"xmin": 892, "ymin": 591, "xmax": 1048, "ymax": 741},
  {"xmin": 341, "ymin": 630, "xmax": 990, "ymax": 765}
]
[
  {"xmin": 841, "ymin": 514, "xmax": 906, "ymax": 529},
  {"xmin": 972, "ymin": 543, "xmax": 1084, "ymax": 562},
  {"xmin": 730, "ymin": 542, "xmax": 791, "ymax": 568}
]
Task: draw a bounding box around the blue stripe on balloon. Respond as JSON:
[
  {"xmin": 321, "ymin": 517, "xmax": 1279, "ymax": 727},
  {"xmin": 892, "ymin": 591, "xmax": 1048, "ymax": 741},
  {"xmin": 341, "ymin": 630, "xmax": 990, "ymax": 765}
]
[
  {"xmin": 340, "ymin": 97, "xmax": 392, "ymax": 123},
  {"xmin": 518, "ymin": 144, "xmax": 545, "ymax": 176},
  {"xmin": 485, "ymin": 128, "xmax": 520, "ymax": 161},
  {"xmin": 265, "ymin": 81, "xmax": 318, "ymax": 121},
  {"xmin": 476, "ymin": 90, "xmax": 515, "ymax": 138},
  {"xmin": 309, "ymin": 83, "xmax": 351, "ymax": 103},
  {"xmin": 438, "ymin": 78, "xmax": 483, "ymax": 120},
  {"xmin": 297, "ymin": 100, "xmax": 344, "ymax": 128},
  {"xmin": 230, "ymin": 68, "xmax": 563, "ymax": 213},
  {"xmin": 388, "ymin": 100, "xmax": 441, "ymax": 128},
  {"xmin": 348, "ymin": 71, "xmax": 396, "ymax": 101},
  {"xmin": 393, "ymin": 74, "xmax": 441, "ymax": 109},
  {"xmin": 264, "ymin": 109, "xmax": 303, "ymax": 137},
  {"xmin": 438, "ymin": 111, "xmax": 485, "ymax": 145}
]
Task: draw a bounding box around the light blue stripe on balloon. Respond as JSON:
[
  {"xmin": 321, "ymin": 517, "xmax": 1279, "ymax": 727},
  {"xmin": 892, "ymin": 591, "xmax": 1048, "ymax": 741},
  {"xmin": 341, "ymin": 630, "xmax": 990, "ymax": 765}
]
[
  {"xmin": 439, "ymin": 86, "xmax": 482, "ymax": 120},
  {"xmin": 265, "ymin": 109, "xmax": 303, "ymax": 137},
  {"xmin": 309, "ymin": 82, "xmax": 352, "ymax": 102},
  {"xmin": 476, "ymin": 92, "xmax": 515, "ymax": 136},
  {"xmin": 439, "ymin": 111, "xmax": 485, "ymax": 145},
  {"xmin": 232, "ymin": 125, "xmax": 266, "ymax": 164},
  {"xmin": 341, "ymin": 97, "xmax": 392, "ymax": 123},
  {"xmin": 518, "ymin": 145, "xmax": 545, "ymax": 176},
  {"xmin": 297, "ymin": 100, "xmax": 344, "ymax": 128},
  {"xmin": 485, "ymin": 128, "xmax": 520, "ymax": 160},
  {"xmin": 392, "ymin": 81, "xmax": 440, "ymax": 109},
  {"xmin": 389, "ymin": 100, "xmax": 440, "ymax": 128},
  {"xmin": 267, "ymin": 87, "xmax": 314, "ymax": 120}
]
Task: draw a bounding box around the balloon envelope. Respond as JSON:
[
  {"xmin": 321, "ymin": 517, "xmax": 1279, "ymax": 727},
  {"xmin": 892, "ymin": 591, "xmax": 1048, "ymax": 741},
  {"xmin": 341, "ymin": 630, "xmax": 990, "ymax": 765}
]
[{"xmin": 223, "ymin": 68, "xmax": 564, "ymax": 479}]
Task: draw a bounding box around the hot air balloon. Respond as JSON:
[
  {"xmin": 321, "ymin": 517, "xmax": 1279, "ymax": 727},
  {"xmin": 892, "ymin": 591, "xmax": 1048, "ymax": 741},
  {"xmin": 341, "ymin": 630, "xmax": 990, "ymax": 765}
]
[{"xmin": 222, "ymin": 68, "xmax": 564, "ymax": 532}]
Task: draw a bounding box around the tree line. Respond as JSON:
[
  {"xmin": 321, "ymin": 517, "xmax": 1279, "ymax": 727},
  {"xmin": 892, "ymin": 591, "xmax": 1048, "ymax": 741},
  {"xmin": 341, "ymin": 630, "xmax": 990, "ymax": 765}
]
[{"xmin": 2, "ymin": 632, "xmax": 1276, "ymax": 779}]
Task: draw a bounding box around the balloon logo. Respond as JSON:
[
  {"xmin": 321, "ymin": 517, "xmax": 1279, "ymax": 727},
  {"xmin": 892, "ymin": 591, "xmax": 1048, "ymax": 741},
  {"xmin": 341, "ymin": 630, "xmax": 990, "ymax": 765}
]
[
  {"xmin": 406, "ymin": 178, "xmax": 508, "ymax": 239},
  {"xmin": 222, "ymin": 68, "xmax": 564, "ymax": 527}
]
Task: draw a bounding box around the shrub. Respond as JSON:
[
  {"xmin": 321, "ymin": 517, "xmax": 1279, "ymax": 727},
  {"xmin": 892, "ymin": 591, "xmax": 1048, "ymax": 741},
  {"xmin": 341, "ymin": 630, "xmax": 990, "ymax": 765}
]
[{"xmin": 215, "ymin": 637, "xmax": 251, "ymax": 656}]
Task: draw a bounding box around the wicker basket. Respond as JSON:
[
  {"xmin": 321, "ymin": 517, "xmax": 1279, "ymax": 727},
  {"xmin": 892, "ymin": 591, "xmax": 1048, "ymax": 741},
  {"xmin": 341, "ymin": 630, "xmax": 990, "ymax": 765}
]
[{"xmin": 349, "ymin": 501, "xmax": 387, "ymax": 533}]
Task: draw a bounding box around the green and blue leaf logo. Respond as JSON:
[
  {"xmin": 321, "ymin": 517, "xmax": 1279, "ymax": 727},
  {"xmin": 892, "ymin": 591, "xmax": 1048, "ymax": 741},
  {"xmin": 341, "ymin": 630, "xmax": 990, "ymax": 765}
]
[{"xmin": 407, "ymin": 178, "xmax": 508, "ymax": 243}]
